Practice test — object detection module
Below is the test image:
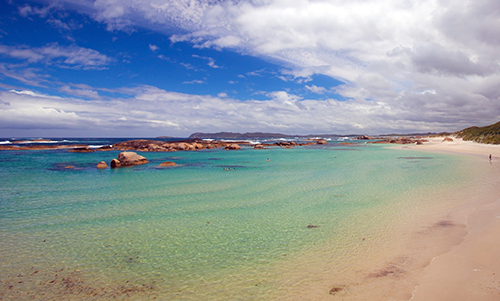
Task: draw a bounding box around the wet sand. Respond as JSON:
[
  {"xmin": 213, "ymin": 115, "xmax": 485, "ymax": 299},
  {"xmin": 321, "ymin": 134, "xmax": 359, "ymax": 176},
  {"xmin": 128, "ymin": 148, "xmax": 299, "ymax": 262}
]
[{"xmin": 399, "ymin": 137, "xmax": 500, "ymax": 300}]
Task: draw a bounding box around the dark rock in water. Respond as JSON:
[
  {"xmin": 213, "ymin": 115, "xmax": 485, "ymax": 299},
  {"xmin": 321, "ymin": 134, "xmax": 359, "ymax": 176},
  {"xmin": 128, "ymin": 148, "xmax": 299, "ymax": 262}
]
[
  {"xmin": 110, "ymin": 158, "xmax": 121, "ymax": 168},
  {"xmin": 316, "ymin": 139, "xmax": 328, "ymax": 144},
  {"xmin": 356, "ymin": 135, "xmax": 372, "ymax": 140},
  {"xmin": 307, "ymin": 225, "xmax": 320, "ymax": 228},
  {"xmin": 96, "ymin": 145, "xmax": 114, "ymax": 151},
  {"xmin": 68, "ymin": 146, "xmax": 94, "ymax": 153}
]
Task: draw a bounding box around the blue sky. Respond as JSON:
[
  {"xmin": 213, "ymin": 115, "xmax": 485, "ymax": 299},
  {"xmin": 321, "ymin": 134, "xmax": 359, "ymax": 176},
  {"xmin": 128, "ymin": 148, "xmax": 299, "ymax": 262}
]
[{"xmin": 1, "ymin": 0, "xmax": 500, "ymax": 137}]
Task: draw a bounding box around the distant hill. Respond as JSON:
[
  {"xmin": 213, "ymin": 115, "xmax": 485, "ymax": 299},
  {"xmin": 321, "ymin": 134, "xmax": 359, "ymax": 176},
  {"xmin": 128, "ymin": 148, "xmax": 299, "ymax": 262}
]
[{"xmin": 454, "ymin": 121, "xmax": 500, "ymax": 144}]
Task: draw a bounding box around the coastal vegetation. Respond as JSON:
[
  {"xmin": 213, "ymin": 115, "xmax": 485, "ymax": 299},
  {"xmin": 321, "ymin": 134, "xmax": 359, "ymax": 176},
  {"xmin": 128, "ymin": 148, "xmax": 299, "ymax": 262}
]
[{"xmin": 454, "ymin": 121, "xmax": 500, "ymax": 144}]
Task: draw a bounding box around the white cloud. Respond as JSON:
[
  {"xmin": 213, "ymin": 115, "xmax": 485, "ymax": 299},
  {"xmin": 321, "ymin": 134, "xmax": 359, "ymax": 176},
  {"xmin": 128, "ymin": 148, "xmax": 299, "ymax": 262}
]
[
  {"xmin": 8, "ymin": 0, "xmax": 500, "ymax": 134},
  {"xmin": 305, "ymin": 85, "xmax": 327, "ymax": 94},
  {"xmin": 192, "ymin": 54, "xmax": 222, "ymax": 68},
  {"xmin": 149, "ymin": 44, "xmax": 159, "ymax": 52},
  {"xmin": 4, "ymin": 85, "xmax": 492, "ymax": 137},
  {"xmin": 183, "ymin": 79, "xmax": 205, "ymax": 84},
  {"xmin": 0, "ymin": 43, "xmax": 112, "ymax": 69},
  {"xmin": 59, "ymin": 85, "xmax": 100, "ymax": 99}
]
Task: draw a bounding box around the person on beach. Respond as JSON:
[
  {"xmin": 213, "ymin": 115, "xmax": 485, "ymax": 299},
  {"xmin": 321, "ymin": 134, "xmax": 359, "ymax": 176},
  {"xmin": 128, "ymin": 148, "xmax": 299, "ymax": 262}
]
[{"xmin": 489, "ymin": 154, "xmax": 492, "ymax": 161}]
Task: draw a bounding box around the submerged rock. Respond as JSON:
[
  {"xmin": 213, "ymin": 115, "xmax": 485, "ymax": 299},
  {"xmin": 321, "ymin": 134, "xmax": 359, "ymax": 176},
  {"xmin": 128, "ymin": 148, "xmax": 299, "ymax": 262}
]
[{"xmin": 159, "ymin": 161, "xmax": 176, "ymax": 167}]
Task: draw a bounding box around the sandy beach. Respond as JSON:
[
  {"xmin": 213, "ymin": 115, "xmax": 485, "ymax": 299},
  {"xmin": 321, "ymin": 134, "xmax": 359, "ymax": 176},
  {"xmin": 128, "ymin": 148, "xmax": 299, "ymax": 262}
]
[{"xmin": 398, "ymin": 137, "xmax": 500, "ymax": 300}]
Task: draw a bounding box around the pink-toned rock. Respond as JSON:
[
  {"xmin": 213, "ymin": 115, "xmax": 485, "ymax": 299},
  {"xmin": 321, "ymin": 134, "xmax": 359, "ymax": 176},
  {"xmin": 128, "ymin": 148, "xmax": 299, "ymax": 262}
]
[
  {"xmin": 254, "ymin": 144, "xmax": 264, "ymax": 149},
  {"xmin": 111, "ymin": 152, "xmax": 148, "ymax": 168},
  {"xmin": 97, "ymin": 161, "xmax": 108, "ymax": 169},
  {"xmin": 316, "ymin": 139, "xmax": 328, "ymax": 144},
  {"xmin": 176, "ymin": 143, "xmax": 195, "ymax": 150},
  {"xmin": 442, "ymin": 137, "xmax": 454, "ymax": 142},
  {"xmin": 191, "ymin": 143, "xmax": 204, "ymax": 149},
  {"xmin": 224, "ymin": 144, "xmax": 241, "ymax": 150},
  {"xmin": 159, "ymin": 161, "xmax": 177, "ymax": 167},
  {"xmin": 118, "ymin": 152, "xmax": 148, "ymax": 166}
]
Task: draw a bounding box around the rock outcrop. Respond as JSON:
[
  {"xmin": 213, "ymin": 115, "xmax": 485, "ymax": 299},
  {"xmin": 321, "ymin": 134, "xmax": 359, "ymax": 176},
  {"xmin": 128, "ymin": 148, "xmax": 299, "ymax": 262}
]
[
  {"xmin": 68, "ymin": 146, "xmax": 95, "ymax": 153},
  {"xmin": 110, "ymin": 152, "xmax": 148, "ymax": 168},
  {"xmin": 442, "ymin": 137, "xmax": 453, "ymax": 142},
  {"xmin": 224, "ymin": 144, "xmax": 241, "ymax": 150},
  {"xmin": 159, "ymin": 161, "xmax": 177, "ymax": 167}
]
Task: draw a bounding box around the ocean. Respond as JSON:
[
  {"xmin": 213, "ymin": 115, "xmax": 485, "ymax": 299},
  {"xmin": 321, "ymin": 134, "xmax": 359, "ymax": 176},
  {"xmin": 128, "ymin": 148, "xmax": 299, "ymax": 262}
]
[{"xmin": 0, "ymin": 137, "xmax": 487, "ymax": 300}]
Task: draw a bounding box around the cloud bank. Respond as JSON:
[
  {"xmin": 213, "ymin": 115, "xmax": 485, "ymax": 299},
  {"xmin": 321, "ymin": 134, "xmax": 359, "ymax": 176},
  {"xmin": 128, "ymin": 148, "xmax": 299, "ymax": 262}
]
[{"xmin": 2, "ymin": 0, "xmax": 500, "ymax": 136}]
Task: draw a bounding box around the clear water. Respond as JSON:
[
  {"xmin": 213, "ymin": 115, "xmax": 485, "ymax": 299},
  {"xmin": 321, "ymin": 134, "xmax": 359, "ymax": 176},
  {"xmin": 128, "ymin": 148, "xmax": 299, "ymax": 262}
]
[{"xmin": 0, "ymin": 141, "xmax": 475, "ymax": 300}]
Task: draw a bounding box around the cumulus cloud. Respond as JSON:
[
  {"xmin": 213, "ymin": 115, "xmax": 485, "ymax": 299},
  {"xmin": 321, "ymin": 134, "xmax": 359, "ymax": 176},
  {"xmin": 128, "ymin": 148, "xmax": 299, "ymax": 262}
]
[
  {"xmin": 4, "ymin": 86, "xmax": 495, "ymax": 137},
  {"xmin": 6, "ymin": 0, "xmax": 500, "ymax": 134},
  {"xmin": 305, "ymin": 85, "xmax": 327, "ymax": 94}
]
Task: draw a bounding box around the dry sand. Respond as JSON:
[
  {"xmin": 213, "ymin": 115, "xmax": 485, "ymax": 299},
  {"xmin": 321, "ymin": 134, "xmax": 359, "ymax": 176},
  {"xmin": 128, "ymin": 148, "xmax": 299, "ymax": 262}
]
[
  {"xmin": 397, "ymin": 137, "xmax": 500, "ymax": 300},
  {"xmin": 405, "ymin": 137, "xmax": 500, "ymax": 159}
]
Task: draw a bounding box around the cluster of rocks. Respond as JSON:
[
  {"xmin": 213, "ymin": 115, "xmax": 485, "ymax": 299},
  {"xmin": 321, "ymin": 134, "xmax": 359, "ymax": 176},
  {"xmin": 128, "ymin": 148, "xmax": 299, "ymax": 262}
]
[
  {"xmin": 111, "ymin": 138, "xmax": 327, "ymax": 152},
  {"xmin": 92, "ymin": 138, "xmax": 329, "ymax": 169},
  {"xmin": 94, "ymin": 151, "xmax": 176, "ymax": 169},
  {"xmin": 253, "ymin": 139, "xmax": 326, "ymax": 149},
  {"xmin": 369, "ymin": 137, "xmax": 428, "ymax": 145},
  {"xmin": 356, "ymin": 135, "xmax": 429, "ymax": 145},
  {"xmin": 111, "ymin": 139, "xmax": 250, "ymax": 152}
]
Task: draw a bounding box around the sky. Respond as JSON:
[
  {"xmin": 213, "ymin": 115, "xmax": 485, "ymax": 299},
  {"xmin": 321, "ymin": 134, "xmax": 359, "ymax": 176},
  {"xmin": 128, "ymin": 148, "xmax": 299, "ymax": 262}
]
[{"xmin": 0, "ymin": 0, "xmax": 499, "ymax": 137}]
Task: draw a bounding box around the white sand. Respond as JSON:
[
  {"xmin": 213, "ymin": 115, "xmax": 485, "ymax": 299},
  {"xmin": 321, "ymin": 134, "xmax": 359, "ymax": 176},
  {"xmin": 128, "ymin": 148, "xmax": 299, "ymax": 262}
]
[
  {"xmin": 397, "ymin": 137, "xmax": 500, "ymax": 300},
  {"xmin": 404, "ymin": 137, "xmax": 500, "ymax": 158}
]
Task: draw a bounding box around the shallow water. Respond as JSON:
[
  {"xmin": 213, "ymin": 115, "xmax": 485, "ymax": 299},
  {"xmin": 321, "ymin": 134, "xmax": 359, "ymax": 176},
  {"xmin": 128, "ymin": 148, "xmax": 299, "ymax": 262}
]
[{"xmin": 0, "ymin": 142, "xmax": 479, "ymax": 300}]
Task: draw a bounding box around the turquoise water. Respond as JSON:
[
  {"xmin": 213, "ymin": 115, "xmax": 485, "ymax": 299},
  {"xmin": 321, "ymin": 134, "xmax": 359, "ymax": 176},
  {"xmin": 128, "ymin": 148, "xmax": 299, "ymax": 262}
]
[{"xmin": 0, "ymin": 142, "xmax": 472, "ymax": 300}]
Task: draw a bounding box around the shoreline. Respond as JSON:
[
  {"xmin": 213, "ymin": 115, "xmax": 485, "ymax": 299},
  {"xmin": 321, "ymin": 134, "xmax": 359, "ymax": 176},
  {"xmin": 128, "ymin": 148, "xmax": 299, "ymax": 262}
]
[
  {"xmin": 401, "ymin": 137, "xmax": 500, "ymax": 158},
  {"xmin": 394, "ymin": 137, "xmax": 500, "ymax": 300}
]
